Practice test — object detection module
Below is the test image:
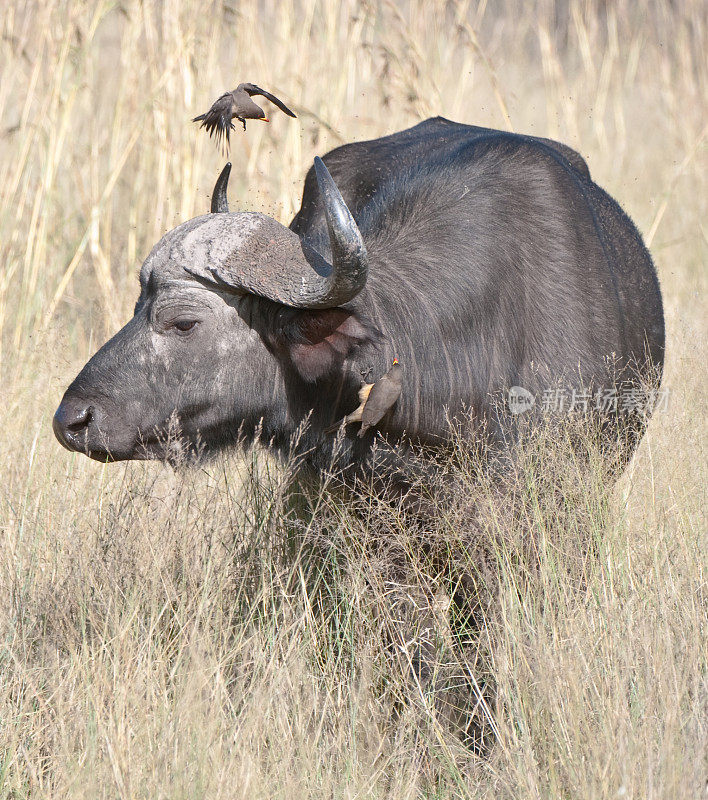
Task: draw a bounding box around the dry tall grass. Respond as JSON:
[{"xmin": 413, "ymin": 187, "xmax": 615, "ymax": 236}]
[{"xmin": 0, "ymin": 0, "xmax": 706, "ymax": 797}]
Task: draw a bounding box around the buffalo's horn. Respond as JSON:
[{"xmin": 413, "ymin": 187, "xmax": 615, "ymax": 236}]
[
  {"xmin": 313, "ymin": 156, "xmax": 368, "ymax": 305},
  {"xmin": 186, "ymin": 159, "xmax": 368, "ymax": 310},
  {"xmin": 210, "ymin": 162, "xmax": 231, "ymax": 213}
]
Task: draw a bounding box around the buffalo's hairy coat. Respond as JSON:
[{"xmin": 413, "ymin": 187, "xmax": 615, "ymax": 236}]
[
  {"xmin": 54, "ymin": 117, "xmax": 664, "ymax": 477},
  {"xmin": 287, "ymin": 118, "xmax": 663, "ymax": 459}
]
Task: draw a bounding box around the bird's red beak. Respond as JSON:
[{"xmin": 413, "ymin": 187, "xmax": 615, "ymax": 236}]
[{"xmin": 259, "ymin": 117, "xmax": 270, "ymax": 123}]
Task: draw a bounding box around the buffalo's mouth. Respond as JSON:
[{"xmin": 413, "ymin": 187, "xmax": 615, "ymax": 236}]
[{"xmin": 52, "ymin": 397, "xmax": 197, "ymax": 464}]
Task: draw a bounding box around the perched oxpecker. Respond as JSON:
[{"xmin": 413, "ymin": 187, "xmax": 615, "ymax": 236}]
[{"xmin": 327, "ymin": 360, "xmax": 403, "ymax": 437}]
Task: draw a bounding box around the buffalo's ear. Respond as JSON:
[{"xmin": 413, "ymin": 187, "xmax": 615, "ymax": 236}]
[{"xmin": 273, "ymin": 308, "xmax": 380, "ymax": 382}]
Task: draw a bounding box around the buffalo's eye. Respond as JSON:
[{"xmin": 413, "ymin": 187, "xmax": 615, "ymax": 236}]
[{"xmin": 172, "ymin": 320, "xmax": 198, "ymax": 334}]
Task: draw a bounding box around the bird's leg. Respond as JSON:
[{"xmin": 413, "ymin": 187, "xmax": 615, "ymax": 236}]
[{"xmin": 238, "ymin": 117, "xmax": 246, "ymax": 131}]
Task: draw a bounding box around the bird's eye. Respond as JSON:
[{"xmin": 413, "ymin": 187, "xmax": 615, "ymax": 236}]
[{"xmin": 173, "ymin": 320, "xmax": 198, "ymax": 334}]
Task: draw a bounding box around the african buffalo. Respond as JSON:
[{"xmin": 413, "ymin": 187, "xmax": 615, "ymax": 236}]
[{"xmin": 53, "ymin": 117, "xmax": 665, "ymax": 477}]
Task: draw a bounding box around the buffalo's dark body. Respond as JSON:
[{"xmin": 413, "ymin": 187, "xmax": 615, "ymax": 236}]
[
  {"xmin": 290, "ymin": 117, "xmax": 663, "ymax": 460},
  {"xmin": 53, "ymin": 117, "xmax": 664, "ymax": 475}
]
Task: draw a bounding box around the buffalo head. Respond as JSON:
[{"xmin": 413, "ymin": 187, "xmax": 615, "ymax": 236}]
[{"xmin": 53, "ymin": 159, "xmax": 377, "ymax": 462}]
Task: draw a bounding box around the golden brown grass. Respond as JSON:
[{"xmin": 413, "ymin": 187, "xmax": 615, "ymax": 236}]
[{"xmin": 0, "ymin": 0, "xmax": 706, "ymax": 797}]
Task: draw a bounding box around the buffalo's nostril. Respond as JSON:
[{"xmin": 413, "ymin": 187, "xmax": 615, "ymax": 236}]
[
  {"xmin": 66, "ymin": 405, "xmax": 93, "ymax": 432},
  {"xmin": 53, "ymin": 400, "xmax": 95, "ymax": 451}
]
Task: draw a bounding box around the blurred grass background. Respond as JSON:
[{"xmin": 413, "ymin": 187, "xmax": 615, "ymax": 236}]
[{"xmin": 0, "ymin": 0, "xmax": 706, "ymax": 797}]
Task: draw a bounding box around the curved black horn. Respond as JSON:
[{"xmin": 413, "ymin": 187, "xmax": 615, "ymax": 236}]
[
  {"xmin": 210, "ymin": 162, "xmax": 231, "ymax": 213},
  {"xmin": 313, "ymin": 156, "xmax": 368, "ymax": 304},
  {"xmin": 184, "ymin": 159, "xmax": 368, "ymax": 310}
]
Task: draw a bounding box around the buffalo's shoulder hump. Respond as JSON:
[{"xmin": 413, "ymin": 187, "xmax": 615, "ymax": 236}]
[{"xmin": 291, "ymin": 118, "xmax": 591, "ymax": 237}]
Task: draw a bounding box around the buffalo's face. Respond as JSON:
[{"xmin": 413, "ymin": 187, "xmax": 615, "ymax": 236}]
[
  {"xmin": 53, "ymin": 275, "xmax": 274, "ymax": 462},
  {"xmin": 53, "ymin": 160, "xmax": 376, "ymax": 462}
]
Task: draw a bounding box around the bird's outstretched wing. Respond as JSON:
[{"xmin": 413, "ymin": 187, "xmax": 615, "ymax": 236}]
[
  {"xmin": 192, "ymin": 92, "xmax": 236, "ymax": 150},
  {"xmin": 240, "ymin": 83, "xmax": 297, "ymax": 118}
]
